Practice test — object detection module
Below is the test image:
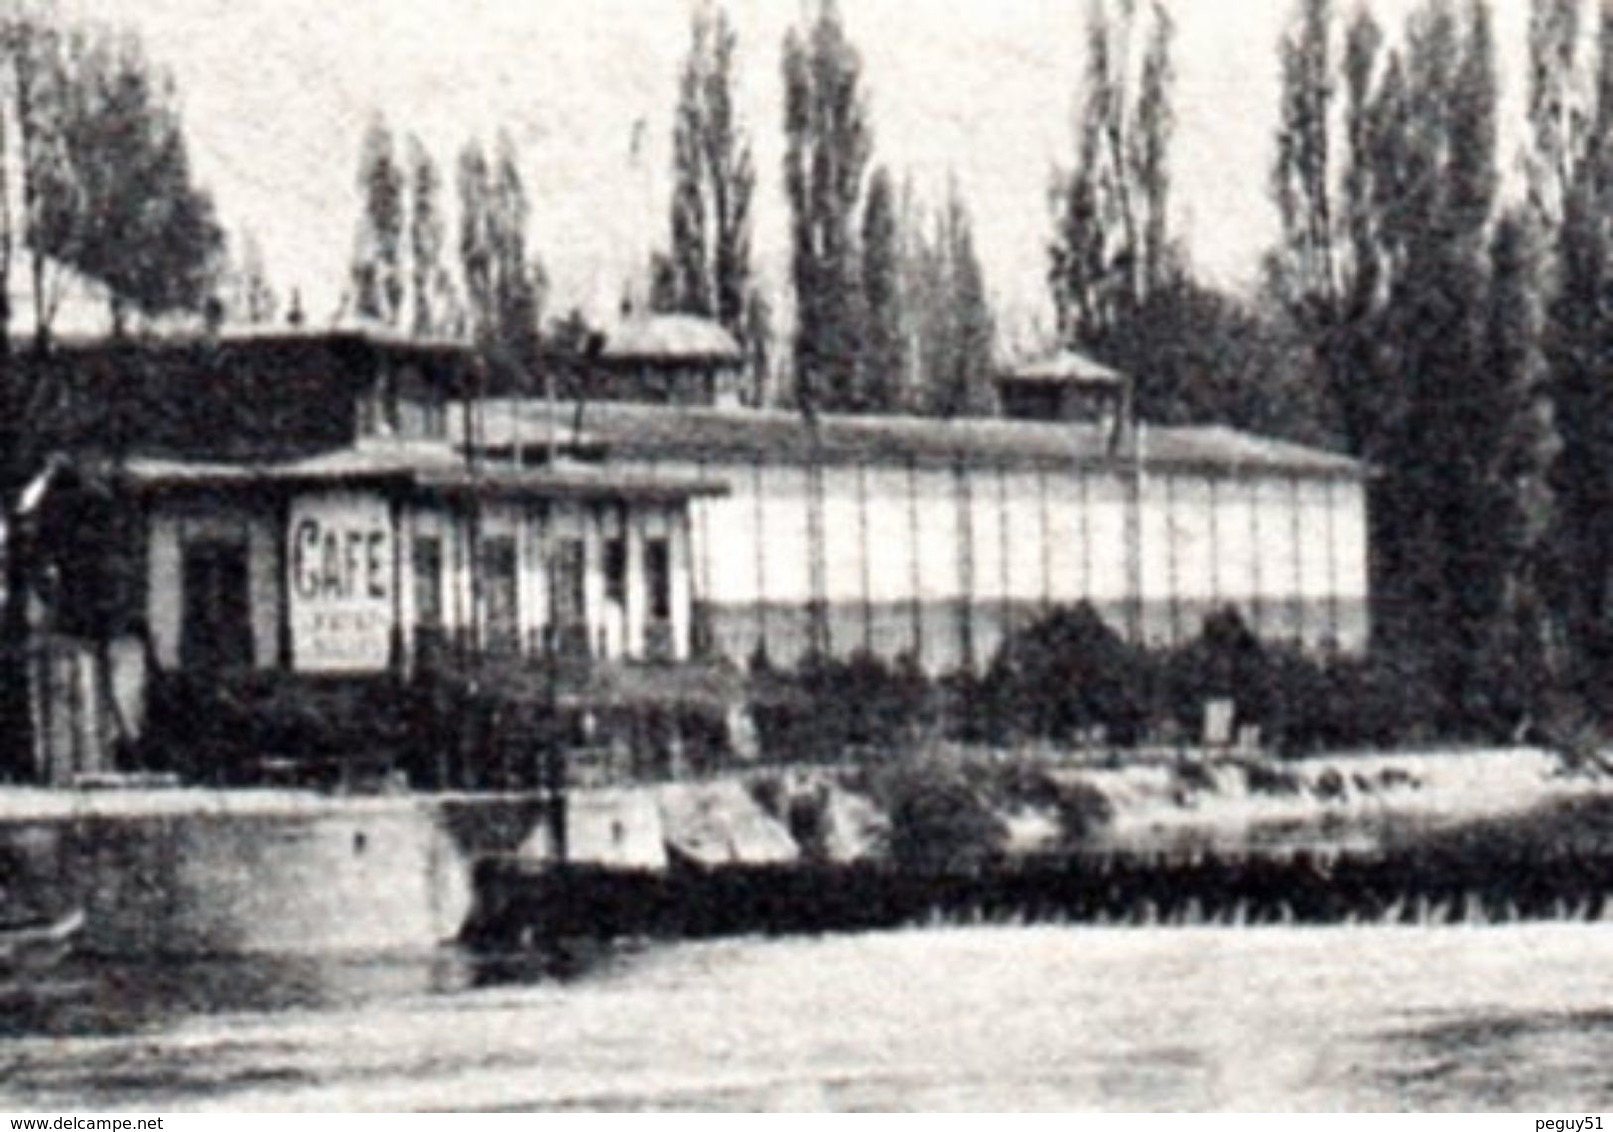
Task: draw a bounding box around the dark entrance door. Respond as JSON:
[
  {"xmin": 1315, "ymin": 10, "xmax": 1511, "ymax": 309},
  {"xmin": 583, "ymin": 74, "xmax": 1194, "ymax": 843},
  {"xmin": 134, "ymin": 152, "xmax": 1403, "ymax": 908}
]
[{"xmin": 180, "ymin": 540, "xmax": 254, "ymax": 671}]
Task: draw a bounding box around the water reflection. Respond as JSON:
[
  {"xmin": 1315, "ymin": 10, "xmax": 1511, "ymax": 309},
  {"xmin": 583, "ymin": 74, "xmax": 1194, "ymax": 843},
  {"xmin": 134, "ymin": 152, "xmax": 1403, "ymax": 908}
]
[
  {"xmin": 0, "ymin": 944, "xmax": 622, "ymax": 1041},
  {"xmin": 8, "ymin": 925, "xmax": 1613, "ymax": 1111},
  {"xmin": 1374, "ymin": 1008, "xmax": 1613, "ymax": 1111}
]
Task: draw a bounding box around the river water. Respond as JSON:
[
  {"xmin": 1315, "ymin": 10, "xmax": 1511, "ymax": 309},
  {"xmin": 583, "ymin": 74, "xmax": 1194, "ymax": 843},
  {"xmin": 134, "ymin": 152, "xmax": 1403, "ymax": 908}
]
[{"xmin": 4, "ymin": 923, "xmax": 1613, "ymax": 1111}]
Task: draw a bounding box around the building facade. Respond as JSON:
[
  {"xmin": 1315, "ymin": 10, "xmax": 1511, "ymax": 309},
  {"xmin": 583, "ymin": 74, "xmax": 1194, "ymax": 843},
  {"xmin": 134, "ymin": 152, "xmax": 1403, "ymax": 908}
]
[
  {"xmin": 464, "ymin": 399, "xmax": 1371, "ymax": 674},
  {"xmin": 24, "ymin": 331, "xmax": 725, "ymax": 783},
  {"xmin": 20, "ymin": 323, "xmax": 1371, "ymax": 779},
  {"xmin": 127, "ymin": 441, "xmax": 720, "ymax": 681}
]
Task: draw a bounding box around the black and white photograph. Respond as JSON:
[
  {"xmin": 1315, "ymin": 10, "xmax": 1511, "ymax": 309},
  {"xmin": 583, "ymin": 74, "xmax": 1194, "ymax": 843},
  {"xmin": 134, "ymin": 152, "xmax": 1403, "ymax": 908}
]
[{"xmin": 0, "ymin": 0, "xmax": 1608, "ymax": 1113}]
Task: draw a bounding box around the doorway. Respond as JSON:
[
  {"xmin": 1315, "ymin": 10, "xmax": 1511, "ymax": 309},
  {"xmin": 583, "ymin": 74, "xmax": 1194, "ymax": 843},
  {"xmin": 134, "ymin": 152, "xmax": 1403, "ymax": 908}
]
[{"xmin": 180, "ymin": 539, "xmax": 254, "ymax": 671}]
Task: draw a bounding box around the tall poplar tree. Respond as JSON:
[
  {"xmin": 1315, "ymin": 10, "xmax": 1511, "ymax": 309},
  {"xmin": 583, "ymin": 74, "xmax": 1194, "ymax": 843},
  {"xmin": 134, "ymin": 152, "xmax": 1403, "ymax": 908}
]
[
  {"xmin": 1480, "ymin": 209, "xmax": 1561, "ymax": 717},
  {"xmin": 934, "ymin": 184, "xmax": 995, "ymax": 418},
  {"xmin": 351, "ymin": 113, "xmax": 405, "ymax": 325},
  {"xmin": 1273, "ymin": 0, "xmax": 1523, "ymax": 725},
  {"xmin": 406, "ymin": 133, "xmax": 454, "ymax": 338},
  {"xmin": 668, "ymin": 1, "xmax": 754, "ymax": 339},
  {"xmin": 1545, "ymin": 6, "xmax": 1613, "ymax": 696},
  {"xmin": 1269, "ymin": 0, "xmax": 1386, "ymax": 461},
  {"xmin": 457, "ymin": 138, "xmax": 495, "ymax": 344},
  {"xmin": 783, "ymin": 0, "xmax": 871, "ymax": 413},
  {"xmin": 899, "ymin": 181, "xmax": 996, "ymax": 419},
  {"xmin": 1048, "ymin": 0, "xmax": 1175, "ymax": 362},
  {"xmin": 489, "ymin": 131, "xmax": 540, "ymax": 360},
  {"xmin": 858, "ymin": 165, "xmax": 902, "ymax": 413}
]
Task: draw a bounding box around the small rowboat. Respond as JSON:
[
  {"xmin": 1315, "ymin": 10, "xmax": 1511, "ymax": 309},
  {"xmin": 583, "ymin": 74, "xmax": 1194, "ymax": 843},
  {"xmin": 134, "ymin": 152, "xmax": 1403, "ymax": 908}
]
[{"xmin": 0, "ymin": 909, "xmax": 84, "ymax": 976}]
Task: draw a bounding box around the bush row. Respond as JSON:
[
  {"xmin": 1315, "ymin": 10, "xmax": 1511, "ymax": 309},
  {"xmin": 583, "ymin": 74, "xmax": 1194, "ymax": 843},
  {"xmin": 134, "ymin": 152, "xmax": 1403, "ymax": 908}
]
[
  {"xmin": 749, "ymin": 602, "xmax": 1543, "ymax": 761},
  {"xmin": 138, "ymin": 601, "xmax": 1548, "ymax": 786}
]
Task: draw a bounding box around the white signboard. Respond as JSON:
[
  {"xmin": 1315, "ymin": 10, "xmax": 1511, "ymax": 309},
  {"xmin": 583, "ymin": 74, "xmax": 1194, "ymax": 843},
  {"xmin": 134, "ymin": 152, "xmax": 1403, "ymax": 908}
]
[{"xmin": 287, "ymin": 491, "xmax": 395, "ymax": 672}]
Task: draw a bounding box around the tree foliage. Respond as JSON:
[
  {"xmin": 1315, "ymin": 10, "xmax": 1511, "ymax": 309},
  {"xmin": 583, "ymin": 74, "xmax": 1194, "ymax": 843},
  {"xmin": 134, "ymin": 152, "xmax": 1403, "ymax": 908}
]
[
  {"xmin": 783, "ymin": 0, "xmax": 871, "ymax": 413},
  {"xmin": 857, "ymin": 165, "xmax": 902, "ymax": 412},
  {"xmin": 1048, "ymin": 0, "xmax": 1175, "ymax": 358},
  {"xmin": 350, "ymin": 113, "xmax": 406, "ymax": 326},
  {"xmin": 456, "ymin": 133, "xmax": 543, "ymax": 364},
  {"xmin": 406, "ymin": 133, "xmax": 456, "ymax": 338},
  {"xmin": 925, "ymin": 184, "xmax": 995, "ymax": 418},
  {"xmin": 5, "ymin": 21, "xmax": 221, "ymax": 337},
  {"xmin": 889, "ymin": 179, "xmax": 997, "ymax": 419},
  {"xmin": 1268, "ymin": 0, "xmax": 1562, "ymax": 727},
  {"xmin": 1268, "ymin": 0, "xmax": 1386, "ymax": 459},
  {"xmin": 1543, "ymin": 4, "xmax": 1613, "ymax": 698},
  {"xmin": 668, "ymin": 1, "xmax": 754, "ymax": 341},
  {"xmin": 0, "ymin": 10, "xmax": 220, "ymax": 778},
  {"xmin": 490, "ymin": 131, "xmax": 542, "ymax": 358}
]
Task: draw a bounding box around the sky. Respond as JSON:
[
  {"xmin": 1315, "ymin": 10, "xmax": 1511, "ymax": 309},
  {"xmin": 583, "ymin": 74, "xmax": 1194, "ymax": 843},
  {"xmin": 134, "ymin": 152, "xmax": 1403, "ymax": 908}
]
[{"xmin": 60, "ymin": 0, "xmax": 1533, "ymax": 350}]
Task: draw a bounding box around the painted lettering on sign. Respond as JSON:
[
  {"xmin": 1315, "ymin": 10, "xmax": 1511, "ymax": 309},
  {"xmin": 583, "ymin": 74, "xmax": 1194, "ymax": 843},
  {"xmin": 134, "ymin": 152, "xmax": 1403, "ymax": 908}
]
[
  {"xmin": 291, "ymin": 521, "xmax": 388, "ymax": 601},
  {"xmin": 287, "ymin": 492, "xmax": 394, "ymax": 672}
]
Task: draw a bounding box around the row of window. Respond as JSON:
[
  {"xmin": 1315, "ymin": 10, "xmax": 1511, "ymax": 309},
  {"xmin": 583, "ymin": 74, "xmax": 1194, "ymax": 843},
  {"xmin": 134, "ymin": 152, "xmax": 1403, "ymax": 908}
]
[{"xmin": 411, "ymin": 533, "xmax": 673, "ymax": 642}]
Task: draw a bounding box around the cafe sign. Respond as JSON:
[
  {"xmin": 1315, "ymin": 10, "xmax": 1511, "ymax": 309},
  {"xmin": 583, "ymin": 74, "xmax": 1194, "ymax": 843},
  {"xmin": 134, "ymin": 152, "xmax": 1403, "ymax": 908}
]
[{"xmin": 287, "ymin": 491, "xmax": 394, "ymax": 672}]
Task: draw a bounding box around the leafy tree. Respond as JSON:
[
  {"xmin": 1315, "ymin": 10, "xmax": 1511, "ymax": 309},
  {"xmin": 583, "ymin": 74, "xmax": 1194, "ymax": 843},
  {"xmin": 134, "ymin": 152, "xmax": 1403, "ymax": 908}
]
[
  {"xmin": 1269, "ymin": 0, "xmax": 1522, "ymax": 725},
  {"xmin": 350, "ymin": 113, "xmax": 405, "ymax": 325},
  {"xmin": 456, "ymin": 138, "xmax": 494, "ymax": 343},
  {"xmin": 783, "ymin": 0, "xmax": 871, "ymax": 413},
  {"xmin": 1135, "ymin": 277, "xmax": 1335, "ymax": 444},
  {"xmin": 898, "ymin": 181, "xmax": 996, "ymax": 418},
  {"xmin": 0, "ymin": 11, "xmax": 218, "ymax": 778},
  {"xmin": 25, "ymin": 25, "xmax": 222, "ymax": 336},
  {"xmin": 1268, "ymin": 0, "xmax": 1387, "ymax": 459},
  {"xmin": 489, "ymin": 130, "xmax": 541, "ymax": 360},
  {"xmin": 406, "ymin": 133, "xmax": 455, "ymax": 337},
  {"xmin": 457, "ymin": 133, "xmax": 544, "ymax": 367},
  {"xmin": 857, "ymin": 164, "xmax": 902, "ymax": 412},
  {"xmin": 1048, "ymin": 0, "xmax": 1175, "ymax": 370},
  {"xmin": 1271, "ymin": 0, "xmax": 1507, "ymax": 723},
  {"xmin": 1378, "ymin": 0, "xmax": 1501, "ymax": 720},
  {"xmin": 931, "ymin": 184, "xmax": 994, "ymax": 418},
  {"xmin": 1479, "ymin": 209, "xmax": 1561, "ymax": 719},
  {"xmin": 1524, "ymin": 0, "xmax": 1590, "ymax": 233},
  {"xmin": 668, "ymin": 1, "xmax": 754, "ymax": 340},
  {"xmin": 900, "ymin": 182, "xmax": 944, "ymax": 412},
  {"xmin": 1545, "ymin": 6, "xmax": 1613, "ymax": 697}
]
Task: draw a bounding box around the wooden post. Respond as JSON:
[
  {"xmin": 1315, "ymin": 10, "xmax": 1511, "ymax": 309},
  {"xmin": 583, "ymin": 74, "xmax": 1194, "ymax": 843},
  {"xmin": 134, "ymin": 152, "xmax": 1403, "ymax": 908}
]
[
  {"xmin": 1037, "ymin": 465, "xmax": 1052, "ymax": 611},
  {"xmin": 1164, "ymin": 473, "xmax": 1181, "ymax": 646},
  {"xmin": 1123, "ymin": 434, "xmax": 1144, "ymax": 646},
  {"xmin": 955, "ymin": 461, "xmax": 975, "ymax": 673},
  {"xmin": 1290, "ymin": 474, "xmax": 1304, "ymax": 647},
  {"xmin": 907, "ymin": 456, "xmax": 923, "ymax": 664},
  {"xmin": 1249, "ymin": 477, "xmax": 1264, "ymax": 638},
  {"xmin": 997, "ymin": 464, "xmax": 1012, "ymax": 644},
  {"xmin": 752, "ymin": 456, "xmax": 768, "ymax": 659}
]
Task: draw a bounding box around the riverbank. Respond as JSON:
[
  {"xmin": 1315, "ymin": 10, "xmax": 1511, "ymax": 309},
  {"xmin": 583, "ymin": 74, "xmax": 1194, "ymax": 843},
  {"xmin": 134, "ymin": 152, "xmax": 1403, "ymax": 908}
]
[
  {"xmin": 679, "ymin": 744, "xmax": 1613, "ymax": 867},
  {"xmin": 465, "ymin": 745, "xmax": 1613, "ymax": 946},
  {"xmin": 3, "ymin": 744, "xmax": 1607, "ymax": 956}
]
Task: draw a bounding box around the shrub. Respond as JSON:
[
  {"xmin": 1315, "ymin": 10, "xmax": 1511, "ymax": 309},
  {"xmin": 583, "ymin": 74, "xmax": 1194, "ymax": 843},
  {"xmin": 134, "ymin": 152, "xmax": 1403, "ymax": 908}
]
[
  {"xmin": 980, "ymin": 602, "xmax": 1153, "ymax": 746},
  {"xmin": 866, "ymin": 755, "xmax": 1009, "ymax": 872},
  {"xmin": 141, "ymin": 670, "xmax": 413, "ymax": 786},
  {"xmin": 747, "ymin": 649, "xmax": 933, "ymax": 763}
]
